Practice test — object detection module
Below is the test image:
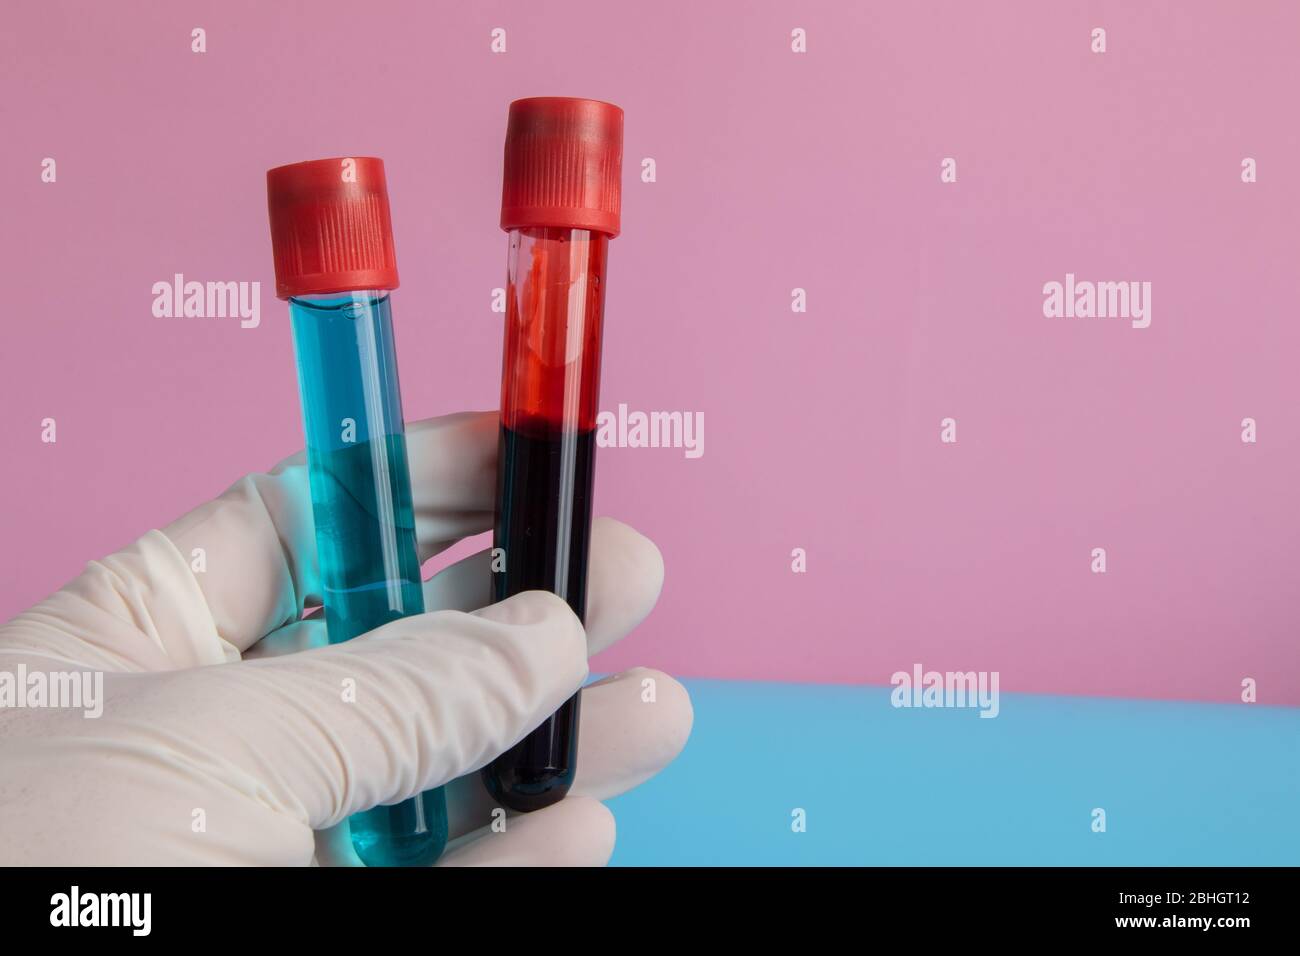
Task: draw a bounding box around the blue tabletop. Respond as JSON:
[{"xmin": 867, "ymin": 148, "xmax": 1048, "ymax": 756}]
[{"xmin": 605, "ymin": 679, "xmax": 1300, "ymax": 866}]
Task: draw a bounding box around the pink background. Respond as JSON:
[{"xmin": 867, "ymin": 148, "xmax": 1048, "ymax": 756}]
[{"xmin": 3, "ymin": 1, "xmax": 1298, "ymax": 704}]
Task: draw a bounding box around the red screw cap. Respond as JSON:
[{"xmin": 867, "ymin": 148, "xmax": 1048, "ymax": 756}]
[
  {"xmin": 266, "ymin": 157, "xmax": 400, "ymax": 299},
  {"xmin": 501, "ymin": 97, "xmax": 624, "ymax": 238}
]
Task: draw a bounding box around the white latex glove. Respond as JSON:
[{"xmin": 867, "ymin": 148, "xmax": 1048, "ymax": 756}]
[{"xmin": 0, "ymin": 411, "xmax": 691, "ymax": 866}]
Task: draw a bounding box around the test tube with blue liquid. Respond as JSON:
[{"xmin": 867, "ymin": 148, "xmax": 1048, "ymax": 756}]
[{"xmin": 266, "ymin": 157, "xmax": 447, "ymax": 866}]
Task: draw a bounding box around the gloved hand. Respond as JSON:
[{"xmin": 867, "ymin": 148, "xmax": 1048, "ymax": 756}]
[{"xmin": 0, "ymin": 411, "xmax": 691, "ymax": 865}]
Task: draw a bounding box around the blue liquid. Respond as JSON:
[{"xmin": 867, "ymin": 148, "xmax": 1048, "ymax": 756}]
[{"xmin": 289, "ymin": 291, "xmax": 448, "ymax": 866}]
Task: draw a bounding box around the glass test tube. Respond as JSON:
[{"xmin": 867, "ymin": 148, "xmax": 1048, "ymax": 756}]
[
  {"xmin": 268, "ymin": 158, "xmax": 448, "ymax": 865},
  {"xmin": 481, "ymin": 99, "xmax": 624, "ymax": 811}
]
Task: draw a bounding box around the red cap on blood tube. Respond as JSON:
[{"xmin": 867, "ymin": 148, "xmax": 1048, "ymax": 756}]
[
  {"xmin": 500, "ymin": 97, "xmax": 624, "ymax": 238},
  {"xmin": 266, "ymin": 157, "xmax": 400, "ymax": 299}
]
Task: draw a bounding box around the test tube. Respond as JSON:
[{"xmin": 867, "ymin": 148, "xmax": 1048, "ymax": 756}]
[
  {"xmin": 266, "ymin": 157, "xmax": 448, "ymax": 865},
  {"xmin": 482, "ymin": 98, "xmax": 624, "ymax": 812}
]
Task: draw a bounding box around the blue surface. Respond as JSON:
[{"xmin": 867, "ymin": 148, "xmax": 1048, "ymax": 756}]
[{"xmin": 605, "ymin": 679, "xmax": 1300, "ymax": 865}]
